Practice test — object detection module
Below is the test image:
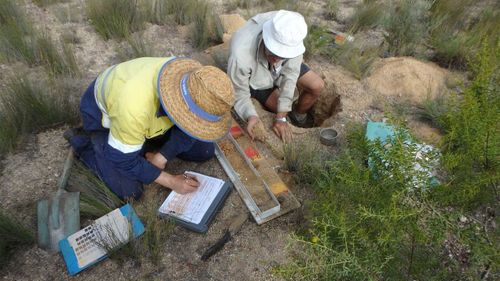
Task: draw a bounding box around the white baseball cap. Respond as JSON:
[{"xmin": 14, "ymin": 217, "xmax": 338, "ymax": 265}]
[{"xmin": 262, "ymin": 10, "xmax": 307, "ymax": 59}]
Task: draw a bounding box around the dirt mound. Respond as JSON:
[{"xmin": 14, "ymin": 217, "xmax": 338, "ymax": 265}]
[
  {"xmin": 219, "ymin": 14, "xmax": 246, "ymax": 39},
  {"xmin": 364, "ymin": 57, "xmax": 450, "ymax": 104}
]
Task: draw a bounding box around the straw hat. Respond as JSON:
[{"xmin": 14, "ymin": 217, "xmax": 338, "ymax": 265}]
[
  {"xmin": 157, "ymin": 58, "xmax": 235, "ymax": 142},
  {"xmin": 262, "ymin": 10, "xmax": 307, "ymax": 59}
]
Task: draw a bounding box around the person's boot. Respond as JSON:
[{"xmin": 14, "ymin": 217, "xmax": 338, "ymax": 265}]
[{"xmin": 63, "ymin": 126, "xmax": 87, "ymax": 142}]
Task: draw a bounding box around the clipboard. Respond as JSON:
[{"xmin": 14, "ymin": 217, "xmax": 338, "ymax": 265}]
[
  {"xmin": 158, "ymin": 172, "xmax": 232, "ymax": 233},
  {"xmin": 59, "ymin": 204, "xmax": 144, "ymax": 275}
]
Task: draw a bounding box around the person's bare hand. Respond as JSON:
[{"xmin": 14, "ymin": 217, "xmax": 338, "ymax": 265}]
[
  {"xmin": 145, "ymin": 152, "xmax": 167, "ymax": 170},
  {"xmin": 169, "ymin": 174, "xmax": 199, "ymax": 194},
  {"xmin": 273, "ymin": 121, "xmax": 292, "ymax": 142},
  {"xmin": 246, "ymin": 116, "xmax": 261, "ymax": 140}
]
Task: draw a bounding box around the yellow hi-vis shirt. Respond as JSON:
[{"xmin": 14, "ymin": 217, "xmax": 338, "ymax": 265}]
[{"xmin": 94, "ymin": 57, "xmax": 174, "ymax": 153}]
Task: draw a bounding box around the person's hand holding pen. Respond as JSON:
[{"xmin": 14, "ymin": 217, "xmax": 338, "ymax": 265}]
[{"xmin": 170, "ymin": 172, "xmax": 200, "ymax": 194}]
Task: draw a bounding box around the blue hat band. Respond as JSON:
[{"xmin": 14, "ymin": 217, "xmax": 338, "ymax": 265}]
[{"xmin": 180, "ymin": 74, "xmax": 222, "ymax": 122}]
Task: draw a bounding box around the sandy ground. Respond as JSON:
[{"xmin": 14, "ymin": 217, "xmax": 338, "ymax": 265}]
[{"xmin": 0, "ymin": 0, "xmax": 454, "ymax": 280}]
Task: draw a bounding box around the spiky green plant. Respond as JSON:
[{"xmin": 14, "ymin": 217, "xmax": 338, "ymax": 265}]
[
  {"xmin": 0, "ymin": 209, "xmax": 34, "ymax": 268},
  {"xmin": 190, "ymin": 2, "xmax": 222, "ymax": 50},
  {"xmin": 67, "ymin": 160, "xmax": 123, "ymax": 218},
  {"xmin": 36, "ymin": 33, "xmax": 80, "ymax": 77},
  {"xmin": 303, "ymin": 25, "xmax": 332, "ymax": 59},
  {"xmin": 140, "ymin": 0, "xmax": 171, "ymax": 25},
  {"xmin": 348, "ymin": 0, "xmax": 385, "ymax": 34},
  {"xmin": 283, "ymin": 140, "xmax": 327, "ymax": 185},
  {"xmin": 0, "ymin": 0, "xmax": 37, "ymax": 64},
  {"xmin": 325, "ymin": 0, "xmax": 338, "ymax": 20},
  {"xmin": 32, "ymin": 0, "xmax": 69, "ymax": 7},
  {"xmin": 116, "ymin": 33, "xmax": 155, "ymax": 62},
  {"xmin": 166, "ymin": 0, "xmax": 196, "ymax": 25},
  {"xmin": 429, "ymin": 0, "xmax": 499, "ymax": 68},
  {"xmin": 87, "ymin": 0, "xmax": 144, "ymax": 40},
  {"xmin": 0, "ymin": 0, "xmax": 79, "ymax": 75},
  {"xmin": 136, "ymin": 189, "xmax": 174, "ymax": 265},
  {"xmin": 0, "ymin": 76, "xmax": 78, "ymax": 156},
  {"xmin": 329, "ymin": 43, "xmax": 380, "ymax": 80}
]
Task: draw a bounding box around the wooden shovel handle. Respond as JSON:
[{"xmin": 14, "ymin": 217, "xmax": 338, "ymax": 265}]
[{"xmin": 57, "ymin": 148, "xmax": 75, "ymax": 191}]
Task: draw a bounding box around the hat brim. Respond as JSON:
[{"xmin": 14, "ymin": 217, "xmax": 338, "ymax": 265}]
[
  {"xmin": 157, "ymin": 58, "xmax": 232, "ymax": 142},
  {"xmin": 262, "ymin": 20, "xmax": 305, "ymax": 59}
]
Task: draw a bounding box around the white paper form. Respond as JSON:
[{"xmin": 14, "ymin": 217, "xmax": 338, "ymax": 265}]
[{"xmin": 159, "ymin": 171, "xmax": 225, "ymax": 224}]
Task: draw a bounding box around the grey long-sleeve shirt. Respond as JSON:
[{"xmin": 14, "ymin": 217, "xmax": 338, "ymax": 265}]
[{"xmin": 227, "ymin": 11, "xmax": 303, "ymax": 121}]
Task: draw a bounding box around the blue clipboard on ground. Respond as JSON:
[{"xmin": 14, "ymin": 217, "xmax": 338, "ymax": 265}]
[{"xmin": 59, "ymin": 204, "xmax": 144, "ymax": 275}]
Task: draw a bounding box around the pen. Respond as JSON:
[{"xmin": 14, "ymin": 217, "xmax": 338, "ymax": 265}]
[{"xmin": 183, "ymin": 172, "xmax": 199, "ymax": 183}]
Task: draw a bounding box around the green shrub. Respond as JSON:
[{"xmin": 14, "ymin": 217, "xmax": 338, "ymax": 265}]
[
  {"xmin": 87, "ymin": 0, "xmax": 144, "ymax": 40},
  {"xmin": 0, "ymin": 209, "xmax": 33, "ymax": 268},
  {"xmin": 0, "ymin": 76, "xmax": 78, "ymax": 157},
  {"xmin": 278, "ymin": 122, "xmax": 497, "ymax": 280},
  {"xmin": 383, "ymin": 0, "xmax": 433, "ymax": 57},
  {"xmin": 431, "ymin": 41, "xmax": 499, "ymax": 208}
]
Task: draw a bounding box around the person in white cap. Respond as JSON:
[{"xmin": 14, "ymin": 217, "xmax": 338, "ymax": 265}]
[{"xmin": 228, "ymin": 10, "xmax": 325, "ymax": 141}]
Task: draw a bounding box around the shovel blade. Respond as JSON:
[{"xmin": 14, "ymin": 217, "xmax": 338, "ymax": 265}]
[{"xmin": 37, "ymin": 192, "xmax": 80, "ymax": 252}]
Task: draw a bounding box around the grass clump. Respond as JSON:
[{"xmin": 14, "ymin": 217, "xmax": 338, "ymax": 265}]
[
  {"xmin": 116, "ymin": 33, "xmax": 155, "ymax": 62},
  {"xmin": 0, "ymin": 0, "xmax": 37, "ymax": 64},
  {"xmin": 283, "ymin": 140, "xmax": 328, "ymax": 186},
  {"xmin": 87, "ymin": 0, "xmax": 144, "ymax": 40},
  {"xmin": 0, "ymin": 209, "xmax": 34, "ymax": 268},
  {"xmin": 0, "ymin": 0, "xmax": 79, "ymax": 76},
  {"xmin": 190, "ymin": 2, "xmax": 223, "ymax": 50},
  {"xmin": 348, "ymin": 0, "xmax": 385, "ymax": 34},
  {"xmin": 136, "ymin": 189, "xmax": 174, "ymax": 265},
  {"xmin": 67, "ymin": 160, "xmax": 123, "ymax": 218},
  {"xmin": 140, "ymin": 0, "xmax": 171, "ymax": 25},
  {"xmin": 0, "ymin": 76, "xmax": 78, "ymax": 157},
  {"xmin": 329, "ymin": 43, "xmax": 380, "ymax": 79},
  {"xmin": 303, "ymin": 25, "xmax": 333, "ymax": 59},
  {"xmin": 428, "ymin": 0, "xmax": 499, "ymax": 68},
  {"xmin": 33, "ymin": 0, "xmax": 69, "ymax": 7},
  {"xmin": 325, "ymin": 0, "xmax": 338, "ymax": 20},
  {"xmin": 154, "ymin": 0, "xmax": 222, "ymax": 50}
]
